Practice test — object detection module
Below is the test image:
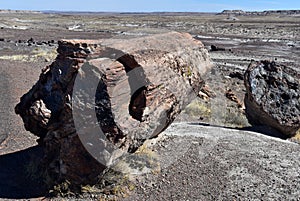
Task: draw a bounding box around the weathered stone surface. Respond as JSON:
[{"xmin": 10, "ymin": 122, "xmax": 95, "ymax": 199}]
[
  {"xmin": 15, "ymin": 32, "xmax": 212, "ymax": 187},
  {"xmin": 244, "ymin": 60, "xmax": 300, "ymax": 136},
  {"xmin": 125, "ymin": 122, "xmax": 300, "ymax": 201}
]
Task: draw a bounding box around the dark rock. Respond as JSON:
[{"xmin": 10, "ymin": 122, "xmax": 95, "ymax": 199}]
[
  {"xmin": 211, "ymin": 45, "xmax": 225, "ymax": 51},
  {"xmin": 27, "ymin": 37, "xmax": 34, "ymax": 43},
  {"xmin": 47, "ymin": 40, "xmax": 56, "ymax": 45},
  {"xmin": 244, "ymin": 60, "xmax": 300, "ymax": 136},
  {"xmin": 15, "ymin": 32, "xmax": 212, "ymax": 188},
  {"xmin": 229, "ymin": 71, "xmax": 244, "ymax": 80}
]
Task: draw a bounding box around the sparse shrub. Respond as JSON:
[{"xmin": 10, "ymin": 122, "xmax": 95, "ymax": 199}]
[
  {"xmin": 0, "ymin": 47, "xmax": 57, "ymax": 62},
  {"xmin": 184, "ymin": 99, "xmax": 211, "ymax": 118},
  {"xmin": 225, "ymin": 107, "xmax": 249, "ymax": 127}
]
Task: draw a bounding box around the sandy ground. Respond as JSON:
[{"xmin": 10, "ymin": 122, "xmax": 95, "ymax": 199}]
[
  {"xmin": 0, "ymin": 60, "xmax": 47, "ymax": 200},
  {"xmin": 0, "ymin": 59, "xmax": 42, "ymax": 154}
]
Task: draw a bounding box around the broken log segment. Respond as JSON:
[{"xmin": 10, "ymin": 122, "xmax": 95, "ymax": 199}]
[{"xmin": 15, "ymin": 32, "xmax": 212, "ymax": 187}]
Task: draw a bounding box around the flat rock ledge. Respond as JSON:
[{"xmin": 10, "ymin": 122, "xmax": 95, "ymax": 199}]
[
  {"xmin": 125, "ymin": 122, "xmax": 300, "ymax": 201},
  {"xmin": 244, "ymin": 60, "xmax": 300, "ymax": 137},
  {"xmin": 15, "ymin": 32, "xmax": 212, "ymax": 188}
]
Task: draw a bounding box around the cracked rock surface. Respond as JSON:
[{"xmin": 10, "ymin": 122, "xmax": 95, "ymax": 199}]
[{"xmin": 14, "ymin": 32, "xmax": 212, "ymax": 188}]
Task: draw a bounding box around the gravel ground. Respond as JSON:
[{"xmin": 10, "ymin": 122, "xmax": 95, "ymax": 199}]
[
  {"xmin": 0, "ymin": 60, "xmax": 43, "ymax": 154},
  {"xmin": 0, "ymin": 60, "xmax": 47, "ymax": 200}
]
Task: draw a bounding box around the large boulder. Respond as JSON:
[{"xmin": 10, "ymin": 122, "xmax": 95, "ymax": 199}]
[
  {"xmin": 244, "ymin": 60, "xmax": 300, "ymax": 137},
  {"xmin": 15, "ymin": 32, "xmax": 212, "ymax": 187}
]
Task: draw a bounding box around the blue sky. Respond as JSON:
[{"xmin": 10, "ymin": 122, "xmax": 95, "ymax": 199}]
[{"xmin": 0, "ymin": 0, "xmax": 299, "ymax": 12}]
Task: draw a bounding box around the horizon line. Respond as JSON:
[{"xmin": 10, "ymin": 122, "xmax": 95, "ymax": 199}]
[{"xmin": 1, "ymin": 8, "xmax": 300, "ymax": 13}]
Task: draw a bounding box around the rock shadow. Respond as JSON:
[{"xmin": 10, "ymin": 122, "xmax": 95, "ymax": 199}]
[
  {"xmin": 188, "ymin": 122, "xmax": 288, "ymax": 140},
  {"xmin": 0, "ymin": 145, "xmax": 48, "ymax": 199}
]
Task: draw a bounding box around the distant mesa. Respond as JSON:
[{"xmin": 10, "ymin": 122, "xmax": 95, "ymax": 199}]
[
  {"xmin": 218, "ymin": 9, "xmax": 300, "ymax": 16},
  {"xmin": 220, "ymin": 10, "xmax": 246, "ymax": 15}
]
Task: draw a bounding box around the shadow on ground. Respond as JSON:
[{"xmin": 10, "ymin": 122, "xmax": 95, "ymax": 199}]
[
  {"xmin": 0, "ymin": 145, "xmax": 48, "ymax": 199},
  {"xmin": 188, "ymin": 122, "xmax": 288, "ymax": 139}
]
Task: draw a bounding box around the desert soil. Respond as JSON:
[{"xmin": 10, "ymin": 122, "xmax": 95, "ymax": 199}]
[{"xmin": 0, "ymin": 11, "xmax": 299, "ymax": 200}]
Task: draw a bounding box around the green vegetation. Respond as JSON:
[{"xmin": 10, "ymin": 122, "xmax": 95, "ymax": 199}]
[{"xmin": 184, "ymin": 99, "xmax": 211, "ymax": 119}]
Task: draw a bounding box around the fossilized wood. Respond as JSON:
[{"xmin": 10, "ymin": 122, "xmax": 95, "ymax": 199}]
[
  {"xmin": 244, "ymin": 60, "xmax": 300, "ymax": 136},
  {"xmin": 15, "ymin": 32, "xmax": 212, "ymax": 187}
]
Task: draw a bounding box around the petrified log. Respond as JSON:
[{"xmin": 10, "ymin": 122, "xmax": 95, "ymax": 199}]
[
  {"xmin": 15, "ymin": 32, "xmax": 212, "ymax": 187},
  {"xmin": 244, "ymin": 60, "xmax": 300, "ymax": 136}
]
